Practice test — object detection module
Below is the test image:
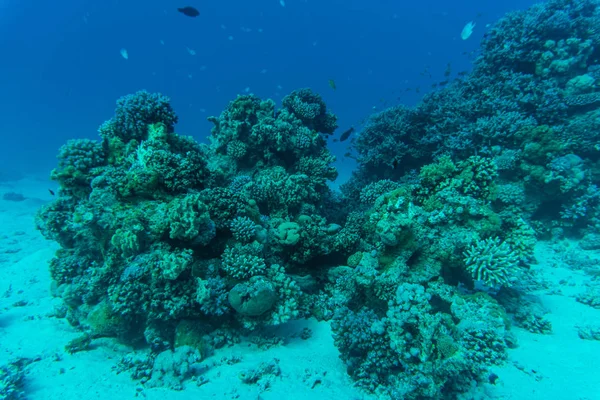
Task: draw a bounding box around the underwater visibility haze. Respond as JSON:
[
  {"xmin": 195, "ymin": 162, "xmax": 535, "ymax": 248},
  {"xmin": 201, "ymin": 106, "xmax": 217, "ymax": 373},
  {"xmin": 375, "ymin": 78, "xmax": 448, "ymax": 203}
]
[{"xmin": 1, "ymin": 0, "xmax": 600, "ymax": 399}]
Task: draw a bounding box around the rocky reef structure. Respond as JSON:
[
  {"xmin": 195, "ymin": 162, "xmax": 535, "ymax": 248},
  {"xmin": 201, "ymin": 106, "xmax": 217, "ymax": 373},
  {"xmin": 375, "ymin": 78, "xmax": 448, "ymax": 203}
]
[{"xmin": 36, "ymin": 0, "xmax": 600, "ymax": 398}]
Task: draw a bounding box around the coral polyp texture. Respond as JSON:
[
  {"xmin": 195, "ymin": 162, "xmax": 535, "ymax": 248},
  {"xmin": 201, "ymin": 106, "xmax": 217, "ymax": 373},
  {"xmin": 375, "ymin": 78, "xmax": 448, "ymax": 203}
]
[{"xmin": 35, "ymin": 0, "xmax": 600, "ymax": 397}]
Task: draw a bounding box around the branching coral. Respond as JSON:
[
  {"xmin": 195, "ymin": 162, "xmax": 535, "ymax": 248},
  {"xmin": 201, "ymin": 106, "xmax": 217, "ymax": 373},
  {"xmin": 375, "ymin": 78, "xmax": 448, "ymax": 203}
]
[
  {"xmin": 464, "ymin": 237, "xmax": 519, "ymax": 287},
  {"xmin": 99, "ymin": 90, "xmax": 178, "ymax": 142}
]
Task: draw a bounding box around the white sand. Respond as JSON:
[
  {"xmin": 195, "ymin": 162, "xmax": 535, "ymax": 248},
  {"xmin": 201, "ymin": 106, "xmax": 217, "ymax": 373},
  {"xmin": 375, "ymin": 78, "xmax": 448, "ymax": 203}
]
[{"xmin": 1, "ymin": 178, "xmax": 599, "ymax": 400}]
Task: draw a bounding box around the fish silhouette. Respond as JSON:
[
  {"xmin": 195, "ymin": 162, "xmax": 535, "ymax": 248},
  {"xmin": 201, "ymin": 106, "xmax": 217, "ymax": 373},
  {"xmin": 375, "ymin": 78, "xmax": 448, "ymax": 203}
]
[
  {"xmin": 339, "ymin": 127, "xmax": 354, "ymax": 142},
  {"xmin": 178, "ymin": 6, "xmax": 200, "ymax": 17}
]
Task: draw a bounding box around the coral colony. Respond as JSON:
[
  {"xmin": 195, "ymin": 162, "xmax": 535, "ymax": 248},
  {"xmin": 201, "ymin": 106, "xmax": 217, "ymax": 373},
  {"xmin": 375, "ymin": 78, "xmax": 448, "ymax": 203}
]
[{"xmin": 35, "ymin": 0, "xmax": 600, "ymax": 397}]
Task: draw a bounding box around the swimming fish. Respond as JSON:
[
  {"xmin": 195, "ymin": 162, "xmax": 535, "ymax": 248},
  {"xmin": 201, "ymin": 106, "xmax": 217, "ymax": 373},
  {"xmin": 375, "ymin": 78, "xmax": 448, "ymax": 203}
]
[
  {"xmin": 48, "ymin": 189, "xmax": 55, "ymax": 196},
  {"xmin": 178, "ymin": 6, "xmax": 200, "ymax": 17},
  {"xmin": 461, "ymin": 21, "xmax": 476, "ymax": 40},
  {"xmin": 328, "ymin": 79, "xmax": 337, "ymax": 90},
  {"xmin": 339, "ymin": 127, "xmax": 354, "ymax": 142}
]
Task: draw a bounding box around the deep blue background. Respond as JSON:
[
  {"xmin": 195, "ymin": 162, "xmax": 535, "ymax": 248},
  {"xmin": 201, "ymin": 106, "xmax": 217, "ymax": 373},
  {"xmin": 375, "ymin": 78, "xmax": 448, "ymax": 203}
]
[{"xmin": 0, "ymin": 0, "xmax": 535, "ymax": 180}]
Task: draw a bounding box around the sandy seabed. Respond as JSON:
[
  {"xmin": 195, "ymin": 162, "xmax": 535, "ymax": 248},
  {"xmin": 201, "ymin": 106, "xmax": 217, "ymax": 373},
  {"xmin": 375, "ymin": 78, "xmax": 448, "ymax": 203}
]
[{"xmin": 1, "ymin": 177, "xmax": 599, "ymax": 400}]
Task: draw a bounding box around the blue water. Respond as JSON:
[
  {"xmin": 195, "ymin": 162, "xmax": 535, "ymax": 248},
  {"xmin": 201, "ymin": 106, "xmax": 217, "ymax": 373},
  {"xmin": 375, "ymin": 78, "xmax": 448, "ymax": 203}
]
[{"xmin": 0, "ymin": 0, "xmax": 533, "ymax": 176}]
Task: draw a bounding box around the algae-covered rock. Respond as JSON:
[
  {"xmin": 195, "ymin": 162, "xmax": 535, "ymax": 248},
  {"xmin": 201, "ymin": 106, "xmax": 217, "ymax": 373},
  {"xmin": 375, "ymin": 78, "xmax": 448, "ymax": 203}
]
[
  {"xmin": 174, "ymin": 320, "xmax": 208, "ymax": 358},
  {"xmin": 86, "ymin": 300, "xmax": 126, "ymax": 338}
]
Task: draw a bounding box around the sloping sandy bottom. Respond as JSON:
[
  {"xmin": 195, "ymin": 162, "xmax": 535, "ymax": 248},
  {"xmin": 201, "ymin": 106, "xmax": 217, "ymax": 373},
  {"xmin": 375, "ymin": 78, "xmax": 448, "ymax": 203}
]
[{"xmin": 1, "ymin": 178, "xmax": 599, "ymax": 400}]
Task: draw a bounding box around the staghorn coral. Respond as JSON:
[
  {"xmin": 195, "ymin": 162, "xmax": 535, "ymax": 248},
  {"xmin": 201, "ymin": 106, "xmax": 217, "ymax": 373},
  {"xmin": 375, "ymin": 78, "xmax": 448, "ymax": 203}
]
[{"xmin": 464, "ymin": 237, "xmax": 520, "ymax": 287}]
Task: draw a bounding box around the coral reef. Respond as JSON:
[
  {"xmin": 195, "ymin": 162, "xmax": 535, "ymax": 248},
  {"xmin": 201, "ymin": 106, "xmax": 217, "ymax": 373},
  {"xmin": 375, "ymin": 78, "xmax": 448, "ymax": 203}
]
[
  {"xmin": 0, "ymin": 359, "xmax": 30, "ymax": 400},
  {"xmin": 35, "ymin": 1, "xmax": 600, "ymax": 397}
]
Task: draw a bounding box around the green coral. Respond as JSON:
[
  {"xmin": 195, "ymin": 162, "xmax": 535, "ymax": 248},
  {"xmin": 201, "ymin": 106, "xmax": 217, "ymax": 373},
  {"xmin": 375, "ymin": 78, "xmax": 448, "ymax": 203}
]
[
  {"xmin": 230, "ymin": 216, "xmax": 257, "ymax": 243},
  {"xmin": 226, "ymin": 140, "xmax": 248, "ymax": 159},
  {"xmin": 167, "ymin": 194, "xmax": 214, "ymax": 243},
  {"xmin": 347, "ymin": 252, "xmax": 364, "ymax": 267},
  {"xmin": 65, "ymin": 334, "xmax": 93, "ymax": 354},
  {"xmin": 50, "ymin": 139, "xmax": 106, "ymax": 194},
  {"xmin": 86, "ymin": 300, "xmax": 126, "ymax": 337},
  {"xmin": 276, "ymin": 222, "xmax": 301, "ymax": 246},
  {"xmin": 221, "ymin": 243, "xmax": 266, "ymax": 279},
  {"xmin": 359, "ymin": 179, "xmax": 401, "ymax": 205},
  {"xmin": 455, "ymin": 156, "xmax": 498, "ymax": 200},
  {"xmin": 463, "ymin": 237, "xmax": 519, "ymax": 287},
  {"xmin": 174, "ymin": 320, "xmax": 208, "ymax": 356},
  {"xmin": 200, "ymin": 187, "xmax": 255, "ymax": 229},
  {"xmin": 535, "ymin": 38, "xmax": 593, "ymax": 77},
  {"xmin": 505, "ymin": 218, "xmax": 537, "ymax": 263},
  {"xmin": 282, "ymin": 88, "xmax": 338, "ymax": 134},
  {"xmin": 159, "ymin": 248, "xmax": 194, "ymax": 280},
  {"xmin": 419, "ymin": 154, "xmax": 457, "ymax": 188},
  {"xmin": 111, "ymin": 225, "xmax": 143, "ymax": 257},
  {"xmin": 252, "ymin": 167, "xmax": 322, "ymax": 217}
]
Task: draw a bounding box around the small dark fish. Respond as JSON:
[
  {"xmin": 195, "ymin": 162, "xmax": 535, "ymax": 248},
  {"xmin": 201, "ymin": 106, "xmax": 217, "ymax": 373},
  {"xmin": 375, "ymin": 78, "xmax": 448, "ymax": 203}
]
[
  {"xmin": 339, "ymin": 127, "xmax": 354, "ymax": 142},
  {"xmin": 178, "ymin": 6, "xmax": 200, "ymax": 17},
  {"xmin": 444, "ymin": 62, "xmax": 452, "ymax": 77},
  {"xmin": 415, "ymin": 87, "xmax": 420, "ymax": 93},
  {"xmin": 48, "ymin": 189, "xmax": 55, "ymax": 196},
  {"xmin": 438, "ymin": 80, "xmax": 449, "ymax": 86},
  {"xmin": 328, "ymin": 79, "xmax": 337, "ymax": 90},
  {"xmin": 431, "ymin": 83, "xmax": 438, "ymax": 88},
  {"xmin": 333, "ymin": 138, "xmax": 339, "ymax": 142},
  {"xmin": 392, "ymin": 160, "xmax": 399, "ymax": 169}
]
